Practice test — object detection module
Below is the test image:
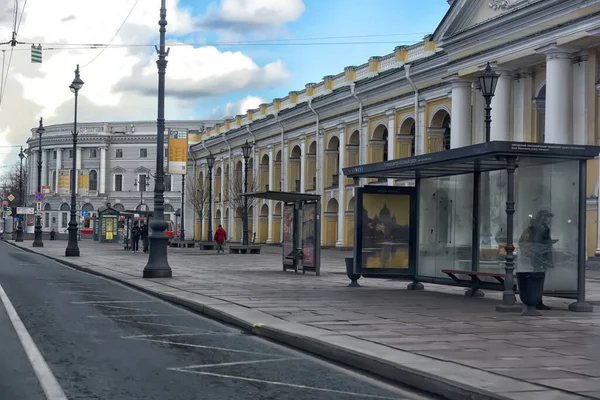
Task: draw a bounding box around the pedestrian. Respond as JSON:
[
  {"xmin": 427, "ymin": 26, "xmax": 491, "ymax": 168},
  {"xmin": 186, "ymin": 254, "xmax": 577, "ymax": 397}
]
[
  {"xmin": 131, "ymin": 222, "xmax": 140, "ymax": 253},
  {"xmin": 214, "ymin": 224, "xmax": 227, "ymax": 254},
  {"xmin": 141, "ymin": 221, "xmax": 149, "ymax": 253}
]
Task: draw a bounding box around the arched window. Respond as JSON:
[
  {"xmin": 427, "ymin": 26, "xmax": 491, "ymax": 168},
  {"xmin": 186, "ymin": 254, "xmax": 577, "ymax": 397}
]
[{"xmin": 89, "ymin": 170, "xmax": 98, "ymax": 191}]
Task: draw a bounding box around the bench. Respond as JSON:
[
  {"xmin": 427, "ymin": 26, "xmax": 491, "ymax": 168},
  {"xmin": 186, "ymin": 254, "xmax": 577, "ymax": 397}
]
[
  {"xmin": 196, "ymin": 241, "xmax": 216, "ymax": 250},
  {"xmin": 229, "ymin": 244, "xmax": 261, "ymax": 254},
  {"xmin": 169, "ymin": 240, "xmax": 195, "ymax": 248},
  {"xmin": 441, "ymin": 269, "xmax": 516, "ymax": 296}
]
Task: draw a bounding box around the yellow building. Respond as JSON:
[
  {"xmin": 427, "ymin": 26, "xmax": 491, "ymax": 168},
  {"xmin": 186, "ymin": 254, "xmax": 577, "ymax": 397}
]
[{"xmin": 189, "ymin": 0, "xmax": 600, "ymax": 255}]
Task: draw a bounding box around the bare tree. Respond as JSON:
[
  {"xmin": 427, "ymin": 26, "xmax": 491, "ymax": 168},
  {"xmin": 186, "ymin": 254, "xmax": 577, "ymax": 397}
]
[
  {"xmin": 226, "ymin": 170, "xmax": 260, "ymax": 219},
  {"xmin": 186, "ymin": 174, "xmax": 210, "ymax": 240},
  {"xmin": 0, "ymin": 160, "xmax": 28, "ymax": 207}
]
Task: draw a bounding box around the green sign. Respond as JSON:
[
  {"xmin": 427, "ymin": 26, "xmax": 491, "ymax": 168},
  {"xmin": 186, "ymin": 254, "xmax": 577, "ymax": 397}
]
[{"xmin": 31, "ymin": 45, "xmax": 42, "ymax": 63}]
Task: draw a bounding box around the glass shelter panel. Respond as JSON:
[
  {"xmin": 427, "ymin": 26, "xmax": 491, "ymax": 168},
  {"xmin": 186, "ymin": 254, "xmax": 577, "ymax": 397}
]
[
  {"xmin": 515, "ymin": 161, "xmax": 579, "ymax": 294},
  {"xmin": 478, "ymin": 170, "xmax": 508, "ymax": 273},
  {"xmin": 418, "ymin": 174, "xmax": 473, "ymax": 278}
]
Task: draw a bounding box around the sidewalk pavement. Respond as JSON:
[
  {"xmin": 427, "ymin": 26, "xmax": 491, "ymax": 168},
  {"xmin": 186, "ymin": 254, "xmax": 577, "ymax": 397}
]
[{"xmin": 6, "ymin": 239, "xmax": 600, "ymax": 400}]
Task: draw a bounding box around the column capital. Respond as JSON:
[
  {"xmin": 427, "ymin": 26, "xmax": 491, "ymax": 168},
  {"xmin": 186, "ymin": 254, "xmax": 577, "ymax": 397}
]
[
  {"xmin": 336, "ymin": 123, "xmax": 345, "ymax": 130},
  {"xmin": 318, "ymin": 128, "xmax": 324, "ymax": 136},
  {"xmin": 267, "ymin": 144, "xmax": 273, "ymax": 151},
  {"xmin": 444, "ymin": 74, "xmax": 473, "ymax": 88},
  {"xmin": 535, "ymin": 43, "xmax": 576, "ymax": 60},
  {"xmin": 361, "ymin": 115, "xmax": 369, "ymax": 125},
  {"xmin": 385, "ymin": 107, "xmax": 396, "ymax": 117},
  {"xmin": 572, "ymin": 51, "xmax": 589, "ymax": 64}
]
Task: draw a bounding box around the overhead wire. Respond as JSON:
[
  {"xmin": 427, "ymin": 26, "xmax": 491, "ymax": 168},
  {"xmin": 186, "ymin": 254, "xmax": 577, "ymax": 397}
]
[
  {"xmin": 81, "ymin": 0, "xmax": 140, "ymax": 69},
  {"xmin": 0, "ymin": 0, "xmax": 26, "ymax": 107}
]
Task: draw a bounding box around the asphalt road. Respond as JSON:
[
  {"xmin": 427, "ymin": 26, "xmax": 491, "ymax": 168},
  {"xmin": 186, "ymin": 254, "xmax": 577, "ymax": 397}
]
[{"xmin": 0, "ymin": 241, "xmax": 436, "ymax": 400}]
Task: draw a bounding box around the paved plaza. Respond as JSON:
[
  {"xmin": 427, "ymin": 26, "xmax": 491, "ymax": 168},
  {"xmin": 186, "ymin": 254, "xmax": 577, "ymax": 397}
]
[{"xmin": 7, "ymin": 239, "xmax": 600, "ymax": 400}]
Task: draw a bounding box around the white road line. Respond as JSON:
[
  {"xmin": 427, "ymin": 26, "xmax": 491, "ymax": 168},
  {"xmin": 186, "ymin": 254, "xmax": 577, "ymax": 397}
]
[
  {"xmin": 87, "ymin": 313, "xmax": 188, "ymax": 318},
  {"xmin": 94, "ymin": 305, "xmax": 154, "ymax": 312},
  {"xmin": 59, "ymin": 290, "xmax": 106, "ymax": 294},
  {"xmin": 122, "ymin": 332, "xmax": 234, "ymax": 339},
  {"xmin": 0, "ymin": 283, "xmax": 68, "ymax": 400},
  {"xmin": 178, "ymin": 357, "xmax": 302, "ymax": 369},
  {"xmin": 72, "ymin": 300, "xmax": 154, "ymax": 304},
  {"xmin": 135, "ymin": 338, "xmax": 284, "ymax": 357},
  {"xmin": 169, "ymin": 369, "xmax": 400, "ymax": 399}
]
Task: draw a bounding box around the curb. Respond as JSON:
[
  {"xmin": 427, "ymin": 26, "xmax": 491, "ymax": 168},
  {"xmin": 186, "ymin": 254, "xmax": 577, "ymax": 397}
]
[{"xmin": 4, "ymin": 240, "xmax": 524, "ymax": 400}]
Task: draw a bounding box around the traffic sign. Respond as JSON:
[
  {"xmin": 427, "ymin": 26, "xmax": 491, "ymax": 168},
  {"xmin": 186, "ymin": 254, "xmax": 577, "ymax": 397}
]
[
  {"xmin": 8, "ymin": 194, "xmax": 14, "ymax": 202},
  {"xmin": 4, "ymin": 210, "xmax": 11, "ymax": 216},
  {"xmin": 31, "ymin": 44, "xmax": 42, "ymax": 63},
  {"xmin": 81, "ymin": 210, "xmax": 89, "ymax": 217},
  {"xmin": 34, "ymin": 192, "xmax": 44, "ymax": 202},
  {"xmin": 17, "ymin": 207, "xmax": 34, "ymax": 215},
  {"xmin": 42, "ymin": 186, "xmax": 50, "ymax": 194}
]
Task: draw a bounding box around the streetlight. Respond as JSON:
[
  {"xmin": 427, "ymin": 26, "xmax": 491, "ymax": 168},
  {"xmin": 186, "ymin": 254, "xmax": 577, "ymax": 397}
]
[
  {"xmin": 241, "ymin": 140, "xmax": 252, "ymax": 246},
  {"xmin": 180, "ymin": 173, "xmax": 186, "ymax": 242},
  {"xmin": 478, "ymin": 62, "xmax": 500, "ymax": 143},
  {"xmin": 65, "ymin": 64, "xmax": 83, "ymax": 257},
  {"xmin": 206, "ymin": 152, "xmax": 215, "ymax": 242},
  {"xmin": 33, "ymin": 118, "xmax": 45, "ymax": 247},
  {"xmin": 15, "ymin": 147, "xmax": 25, "ymax": 242},
  {"xmin": 144, "ymin": 0, "xmax": 172, "ymax": 278},
  {"xmin": 134, "ymin": 176, "xmax": 151, "ymax": 208}
]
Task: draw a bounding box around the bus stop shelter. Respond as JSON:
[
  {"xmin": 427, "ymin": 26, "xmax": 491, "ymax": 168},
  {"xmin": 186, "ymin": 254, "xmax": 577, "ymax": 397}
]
[
  {"xmin": 343, "ymin": 141, "xmax": 599, "ymax": 312},
  {"xmin": 244, "ymin": 191, "xmax": 321, "ymax": 275}
]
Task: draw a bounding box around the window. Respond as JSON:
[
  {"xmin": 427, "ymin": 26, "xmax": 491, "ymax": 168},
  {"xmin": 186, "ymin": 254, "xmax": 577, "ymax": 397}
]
[
  {"xmin": 165, "ymin": 175, "xmax": 172, "ymax": 191},
  {"xmin": 165, "ymin": 148, "xmax": 168, "ymax": 158},
  {"xmin": 44, "ymin": 213, "xmax": 50, "ymax": 228},
  {"xmin": 53, "ymin": 150, "xmax": 57, "ymax": 160},
  {"xmin": 52, "ymin": 170, "xmax": 57, "ymax": 191},
  {"xmin": 116, "ymin": 149, "xmax": 123, "ymax": 158},
  {"xmin": 140, "ymin": 149, "xmax": 147, "ymax": 158},
  {"xmin": 138, "ymin": 174, "xmax": 148, "ymax": 192},
  {"xmin": 61, "ymin": 213, "xmax": 67, "ymax": 227},
  {"xmin": 89, "ymin": 149, "xmax": 97, "ymax": 158},
  {"xmin": 114, "ymin": 174, "xmax": 123, "ymax": 191},
  {"xmin": 89, "ymin": 170, "xmax": 98, "ymax": 191},
  {"xmin": 69, "ymin": 149, "xmax": 73, "ymax": 158}
]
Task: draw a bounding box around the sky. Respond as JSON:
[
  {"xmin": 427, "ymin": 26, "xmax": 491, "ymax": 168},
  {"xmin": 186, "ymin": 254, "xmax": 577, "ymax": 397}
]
[{"xmin": 0, "ymin": 0, "xmax": 449, "ymax": 173}]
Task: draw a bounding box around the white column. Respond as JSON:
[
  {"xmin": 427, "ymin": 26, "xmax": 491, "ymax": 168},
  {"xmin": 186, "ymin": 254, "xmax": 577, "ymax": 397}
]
[
  {"xmin": 299, "ymin": 141, "xmax": 306, "ymax": 193},
  {"xmin": 32, "ymin": 151, "xmax": 38, "ymax": 194},
  {"xmin": 252, "ymin": 148, "xmax": 259, "ymax": 240},
  {"xmin": 41, "ymin": 150, "xmax": 48, "ymax": 187},
  {"xmin": 318, "ymin": 129, "xmax": 325, "ymax": 246},
  {"xmin": 360, "ymin": 116, "xmax": 369, "ymax": 186},
  {"xmin": 538, "ymin": 44, "xmax": 573, "ymax": 144},
  {"xmin": 55, "ymin": 148, "xmax": 62, "ymax": 193},
  {"xmin": 220, "ymin": 160, "xmax": 225, "ymax": 204},
  {"xmin": 76, "ymin": 147, "xmax": 82, "ymax": 193},
  {"xmin": 449, "ymin": 77, "xmax": 472, "ymax": 148},
  {"xmin": 490, "ymin": 68, "xmax": 512, "ymax": 141},
  {"xmin": 228, "ymin": 158, "xmax": 234, "ymax": 240},
  {"xmin": 472, "ymin": 82, "xmax": 485, "ymax": 144},
  {"xmin": 572, "ymin": 52, "xmax": 589, "ymax": 145},
  {"xmin": 267, "ymin": 146, "xmax": 274, "ymax": 244},
  {"xmin": 336, "ymin": 125, "xmax": 346, "ymax": 247},
  {"xmin": 416, "ymin": 102, "xmax": 426, "ymax": 155},
  {"xmin": 386, "ymin": 109, "xmax": 395, "ymax": 186},
  {"xmin": 512, "ymin": 71, "xmax": 532, "ymax": 143},
  {"xmin": 99, "ymin": 146, "xmax": 107, "ymax": 194},
  {"xmin": 281, "ymin": 142, "xmax": 288, "ymax": 243}
]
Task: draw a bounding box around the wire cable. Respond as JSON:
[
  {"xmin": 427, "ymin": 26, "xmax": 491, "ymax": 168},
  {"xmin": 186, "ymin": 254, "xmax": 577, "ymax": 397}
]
[
  {"xmin": 80, "ymin": 0, "xmax": 140, "ymax": 69},
  {"xmin": 15, "ymin": 0, "xmax": 27, "ymax": 35}
]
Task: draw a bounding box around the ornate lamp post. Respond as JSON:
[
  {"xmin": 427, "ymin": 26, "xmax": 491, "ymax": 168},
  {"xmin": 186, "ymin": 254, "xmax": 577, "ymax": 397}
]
[
  {"xmin": 478, "ymin": 63, "xmax": 500, "ymax": 143},
  {"xmin": 32, "ymin": 119, "xmax": 45, "ymax": 247},
  {"xmin": 180, "ymin": 174, "xmax": 185, "ymax": 242},
  {"xmin": 65, "ymin": 65, "xmax": 84, "ymax": 257},
  {"xmin": 134, "ymin": 176, "xmax": 151, "ymax": 208},
  {"xmin": 206, "ymin": 153, "xmax": 215, "ymax": 242},
  {"xmin": 241, "ymin": 140, "xmax": 252, "ymax": 246},
  {"xmin": 144, "ymin": 0, "xmax": 172, "ymax": 278},
  {"xmin": 15, "ymin": 147, "xmax": 25, "ymax": 242}
]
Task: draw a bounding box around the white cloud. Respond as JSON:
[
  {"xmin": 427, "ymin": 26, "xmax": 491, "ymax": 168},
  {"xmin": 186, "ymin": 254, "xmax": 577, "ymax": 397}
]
[
  {"xmin": 0, "ymin": 0, "xmax": 294, "ymax": 172},
  {"xmin": 212, "ymin": 95, "xmax": 265, "ymax": 118}
]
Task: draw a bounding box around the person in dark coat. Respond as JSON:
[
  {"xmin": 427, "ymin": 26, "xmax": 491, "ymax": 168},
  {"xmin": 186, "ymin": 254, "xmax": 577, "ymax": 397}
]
[
  {"xmin": 140, "ymin": 221, "xmax": 149, "ymax": 253},
  {"xmin": 131, "ymin": 222, "xmax": 140, "ymax": 253},
  {"xmin": 214, "ymin": 224, "xmax": 227, "ymax": 253}
]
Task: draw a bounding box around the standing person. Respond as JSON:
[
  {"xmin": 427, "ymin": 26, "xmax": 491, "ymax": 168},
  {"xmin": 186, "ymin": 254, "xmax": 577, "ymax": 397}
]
[
  {"xmin": 214, "ymin": 224, "xmax": 227, "ymax": 254},
  {"xmin": 140, "ymin": 221, "xmax": 149, "ymax": 253},
  {"xmin": 131, "ymin": 221, "xmax": 140, "ymax": 254}
]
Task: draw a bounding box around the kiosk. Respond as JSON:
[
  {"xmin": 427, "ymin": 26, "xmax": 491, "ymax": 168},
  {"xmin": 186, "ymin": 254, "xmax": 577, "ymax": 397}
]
[
  {"xmin": 244, "ymin": 191, "xmax": 321, "ymax": 275},
  {"xmin": 344, "ymin": 141, "xmax": 599, "ymax": 312},
  {"xmin": 98, "ymin": 204, "xmax": 121, "ymax": 243}
]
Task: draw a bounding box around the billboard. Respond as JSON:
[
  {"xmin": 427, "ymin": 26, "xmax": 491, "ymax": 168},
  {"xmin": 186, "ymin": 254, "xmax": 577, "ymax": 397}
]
[
  {"xmin": 168, "ymin": 129, "xmax": 188, "ymax": 175},
  {"xmin": 302, "ymin": 203, "xmax": 316, "ymax": 266},
  {"xmin": 58, "ymin": 170, "xmax": 70, "ymax": 195},
  {"xmin": 78, "ymin": 169, "xmax": 89, "ymax": 196},
  {"xmin": 282, "ymin": 205, "xmax": 294, "ymax": 260}
]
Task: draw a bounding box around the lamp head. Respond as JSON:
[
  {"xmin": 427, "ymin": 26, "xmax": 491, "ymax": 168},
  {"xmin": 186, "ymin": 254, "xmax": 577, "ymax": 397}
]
[
  {"xmin": 478, "ymin": 62, "xmax": 500, "ymax": 98},
  {"xmin": 70, "ymin": 64, "xmax": 84, "ymax": 93}
]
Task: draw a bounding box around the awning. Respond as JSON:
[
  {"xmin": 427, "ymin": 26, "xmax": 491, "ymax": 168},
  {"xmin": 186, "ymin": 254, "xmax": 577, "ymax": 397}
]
[
  {"xmin": 243, "ymin": 190, "xmax": 321, "ymax": 202},
  {"xmin": 343, "ymin": 141, "xmax": 600, "ymax": 180}
]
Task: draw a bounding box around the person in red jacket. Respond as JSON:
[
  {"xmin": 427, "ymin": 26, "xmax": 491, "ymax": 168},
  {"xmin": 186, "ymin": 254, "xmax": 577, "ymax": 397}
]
[{"xmin": 214, "ymin": 224, "xmax": 227, "ymax": 253}]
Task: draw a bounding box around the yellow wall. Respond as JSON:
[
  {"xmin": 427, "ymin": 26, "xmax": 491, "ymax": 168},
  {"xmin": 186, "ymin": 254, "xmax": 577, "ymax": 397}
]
[
  {"xmin": 587, "ymin": 210, "xmax": 598, "ymax": 257},
  {"xmin": 424, "ymin": 97, "xmax": 451, "ymax": 153}
]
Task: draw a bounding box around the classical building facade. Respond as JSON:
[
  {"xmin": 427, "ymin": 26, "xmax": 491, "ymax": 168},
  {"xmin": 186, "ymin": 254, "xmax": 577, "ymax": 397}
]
[
  {"xmin": 189, "ymin": 0, "xmax": 600, "ymax": 254},
  {"xmin": 25, "ymin": 120, "xmax": 217, "ymax": 234}
]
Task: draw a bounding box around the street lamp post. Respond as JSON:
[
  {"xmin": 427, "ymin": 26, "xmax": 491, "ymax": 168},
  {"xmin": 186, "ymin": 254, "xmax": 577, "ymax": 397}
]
[
  {"xmin": 241, "ymin": 140, "xmax": 252, "ymax": 246},
  {"xmin": 180, "ymin": 174, "xmax": 185, "ymax": 241},
  {"xmin": 134, "ymin": 176, "xmax": 150, "ymax": 207},
  {"xmin": 479, "ymin": 63, "xmax": 500, "ymax": 143},
  {"xmin": 206, "ymin": 153, "xmax": 215, "ymax": 242},
  {"xmin": 32, "ymin": 119, "xmax": 45, "ymax": 247},
  {"xmin": 144, "ymin": 0, "xmax": 172, "ymax": 278},
  {"xmin": 15, "ymin": 147, "xmax": 25, "ymax": 242},
  {"xmin": 65, "ymin": 64, "xmax": 84, "ymax": 257}
]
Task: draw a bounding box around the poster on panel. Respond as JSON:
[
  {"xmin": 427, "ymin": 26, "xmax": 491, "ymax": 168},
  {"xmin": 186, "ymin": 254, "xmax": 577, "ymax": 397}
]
[
  {"xmin": 355, "ymin": 186, "xmax": 416, "ymax": 276},
  {"xmin": 282, "ymin": 205, "xmax": 294, "ymax": 262},
  {"xmin": 58, "ymin": 170, "xmax": 70, "ymax": 195},
  {"xmin": 302, "ymin": 203, "xmax": 316, "ymax": 266},
  {"xmin": 168, "ymin": 129, "xmax": 188, "ymax": 175},
  {"xmin": 78, "ymin": 169, "xmax": 89, "ymax": 196}
]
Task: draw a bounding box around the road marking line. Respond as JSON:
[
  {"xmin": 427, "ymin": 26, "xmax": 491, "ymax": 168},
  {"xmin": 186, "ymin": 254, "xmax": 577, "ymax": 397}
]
[
  {"xmin": 135, "ymin": 338, "xmax": 284, "ymax": 357},
  {"xmin": 121, "ymin": 331, "xmax": 237, "ymax": 339},
  {"xmin": 178, "ymin": 357, "xmax": 302, "ymax": 369},
  {"xmin": 87, "ymin": 313, "xmax": 188, "ymax": 318},
  {"xmin": 59, "ymin": 290, "xmax": 106, "ymax": 294},
  {"xmin": 111, "ymin": 319, "xmax": 194, "ymax": 329},
  {"xmin": 169, "ymin": 369, "xmax": 400, "ymax": 399},
  {"xmin": 0, "ymin": 283, "xmax": 68, "ymax": 400},
  {"xmin": 94, "ymin": 305, "xmax": 154, "ymax": 312},
  {"xmin": 72, "ymin": 300, "xmax": 155, "ymax": 304}
]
